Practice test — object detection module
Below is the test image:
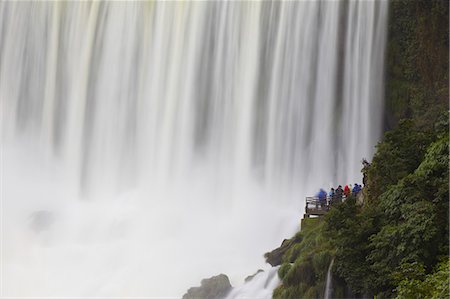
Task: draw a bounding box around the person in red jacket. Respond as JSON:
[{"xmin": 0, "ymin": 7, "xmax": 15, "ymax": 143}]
[{"xmin": 344, "ymin": 184, "xmax": 351, "ymax": 198}]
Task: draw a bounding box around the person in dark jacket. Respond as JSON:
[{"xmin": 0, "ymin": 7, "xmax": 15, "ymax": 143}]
[{"xmin": 335, "ymin": 185, "xmax": 343, "ymax": 203}]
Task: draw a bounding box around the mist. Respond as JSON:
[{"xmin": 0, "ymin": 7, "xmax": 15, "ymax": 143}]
[{"xmin": 1, "ymin": 1, "xmax": 387, "ymax": 297}]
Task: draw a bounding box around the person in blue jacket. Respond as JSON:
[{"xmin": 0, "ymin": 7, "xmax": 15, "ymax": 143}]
[
  {"xmin": 352, "ymin": 183, "xmax": 361, "ymax": 196},
  {"xmin": 318, "ymin": 188, "xmax": 327, "ymax": 208},
  {"xmin": 328, "ymin": 188, "xmax": 335, "ymax": 206}
]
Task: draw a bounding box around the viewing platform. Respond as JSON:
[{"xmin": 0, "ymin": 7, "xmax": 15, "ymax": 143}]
[
  {"xmin": 304, "ymin": 196, "xmax": 330, "ymax": 218},
  {"xmin": 304, "ymin": 192, "xmax": 364, "ymax": 218}
]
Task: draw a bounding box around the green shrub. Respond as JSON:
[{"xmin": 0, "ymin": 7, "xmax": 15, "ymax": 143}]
[
  {"xmin": 395, "ymin": 258, "xmax": 450, "ymax": 299},
  {"xmin": 312, "ymin": 251, "xmax": 332, "ymax": 281},
  {"xmin": 278, "ymin": 263, "xmax": 291, "ymax": 280}
]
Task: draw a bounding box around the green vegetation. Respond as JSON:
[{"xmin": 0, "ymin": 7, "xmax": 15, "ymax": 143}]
[
  {"xmin": 324, "ymin": 196, "xmax": 380, "ymax": 295},
  {"xmin": 394, "ymin": 258, "xmax": 450, "ymax": 299},
  {"xmin": 272, "ymin": 218, "xmax": 339, "ymax": 299},
  {"xmin": 270, "ymin": 2, "xmax": 448, "ymax": 296},
  {"xmin": 365, "ymin": 119, "xmax": 434, "ymax": 200},
  {"xmin": 271, "ymin": 115, "xmax": 448, "ymax": 298},
  {"xmin": 327, "ymin": 115, "xmax": 449, "ymax": 297}
]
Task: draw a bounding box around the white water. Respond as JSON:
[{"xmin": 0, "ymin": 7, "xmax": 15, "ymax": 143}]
[
  {"xmin": 0, "ymin": 1, "xmax": 387, "ymax": 297},
  {"xmin": 225, "ymin": 267, "xmax": 280, "ymax": 299},
  {"xmin": 324, "ymin": 258, "xmax": 335, "ymax": 299}
]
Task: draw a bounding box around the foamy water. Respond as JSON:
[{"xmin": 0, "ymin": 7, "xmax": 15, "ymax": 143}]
[{"xmin": 1, "ymin": 1, "xmax": 387, "ymax": 297}]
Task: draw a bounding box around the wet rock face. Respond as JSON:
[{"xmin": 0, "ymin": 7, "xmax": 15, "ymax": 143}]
[
  {"xmin": 264, "ymin": 239, "xmax": 293, "ymax": 266},
  {"xmin": 244, "ymin": 269, "xmax": 264, "ymax": 283},
  {"xmin": 183, "ymin": 274, "xmax": 232, "ymax": 299},
  {"xmin": 29, "ymin": 210, "xmax": 54, "ymax": 233}
]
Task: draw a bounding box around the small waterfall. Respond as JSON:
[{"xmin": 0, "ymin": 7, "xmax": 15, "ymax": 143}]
[
  {"xmin": 225, "ymin": 267, "xmax": 280, "ymax": 299},
  {"xmin": 324, "ymin": 258, "xmax": 335, "ymax": 299}
]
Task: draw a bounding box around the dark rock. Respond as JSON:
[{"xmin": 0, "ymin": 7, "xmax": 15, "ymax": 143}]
[
  {"xmin": 244, "ymin": 269, "xmax": 264, "ymax": 282},
  {"xmin": 264, "ymin": 239, "xmax": 293, "ymax": 266},
  {"xmin": 183, "ymin": 274, "xmax": 232, "ymax": 299}
]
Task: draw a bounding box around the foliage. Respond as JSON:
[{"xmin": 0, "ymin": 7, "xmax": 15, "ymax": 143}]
[
  {"xmin": 424, "ymin": 258, "xmax": 450, "ymax": 299},
  {"xmin": 370, "ymin": 133, "xmax": 449, "ymax": 279},
  {"xmin": 324, "ymin": 118, "xmax": 449, "ymax": 297},
  {"xmin": 270, "ymin": 127, "xmax": 448, "ymax": 298},
  {"xmin": 394, "ymin": 258, "xmax": 450, "ymax": 299},
  {"xmin": 273, "ymin": 218, "xmax": 335, "ymax": 299},
  {"xmin": 324, "ymin": 197, "xmax": 382, "ymax": 294},
  {"xmin": 271, "ymin": 122, "xmax": 448, "ymax": 298},
  {"xmin": 366, "ymin": 119, "xmax": 433, "ymax": 199},
  {"xmin": 392, "ymin": 261, "xmax": 430, "ymax": 299},
  {"xmin": 368, "ymin": 201, "xmax": 438, "ymax": 294}
]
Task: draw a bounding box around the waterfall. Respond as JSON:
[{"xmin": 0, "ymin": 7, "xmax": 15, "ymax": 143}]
[
  {"xmin": 225, "ymin": 267, "xmax": 280, "ymax": 299},
  {"xmin": 1, "ymin": 1, "xmax": 388, "ymax": 297},
  {"xmin": 324, "ymin": 258, "xmax": 335, "ymax": 299}
]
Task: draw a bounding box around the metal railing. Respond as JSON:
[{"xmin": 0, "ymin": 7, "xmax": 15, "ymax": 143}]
[
  {"xmin": 305, "ymin": 196, "xmax": 329, "ymax": 213},
  {"xmin": 305, "ymin": 195, "xmax": 348, "ymax": 213},
  {"xmin": 305, "ymin": 191, "xmax": 362, "ymax": 216}
]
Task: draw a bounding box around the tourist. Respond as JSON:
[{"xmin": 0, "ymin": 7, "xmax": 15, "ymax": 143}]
[
  {"xmin": 352, "ymin": 183, "xmax": 361, "ymax": 196},
  {"xmin": 335, "ymin": 185, "xmax": 343, "ymax": 203},
  {"xmin": 318, "ymin": 188, "xmax": 327, "ymax": 208},
  {"xmin": 344, "ymin": 184, "xmax": 351, "ymax": 198},
  {"xmin": 328, "ymin": 188, "xmax": 335, "ymax": 206}
]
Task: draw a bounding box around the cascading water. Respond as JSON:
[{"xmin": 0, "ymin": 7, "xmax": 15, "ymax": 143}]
[
  {"xmin": 324, "ymin": 258, "xmax": 335, "ymax": 299},
  {"xmin": 225, "ymin": 267, "xmax": 280, "ymax": 299},
  {"xmin": 0, "ymin": 1, "xmax": 387, "ymax": 297}
]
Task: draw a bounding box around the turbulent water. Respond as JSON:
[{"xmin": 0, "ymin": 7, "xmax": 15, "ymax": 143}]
[
  {"xmin": 1, "ymin": 1, "xmax": 387, "ymax": 297},
  {"xmin": 226, "ymin": 267, "xmax": 280, "ymax": 299}
]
